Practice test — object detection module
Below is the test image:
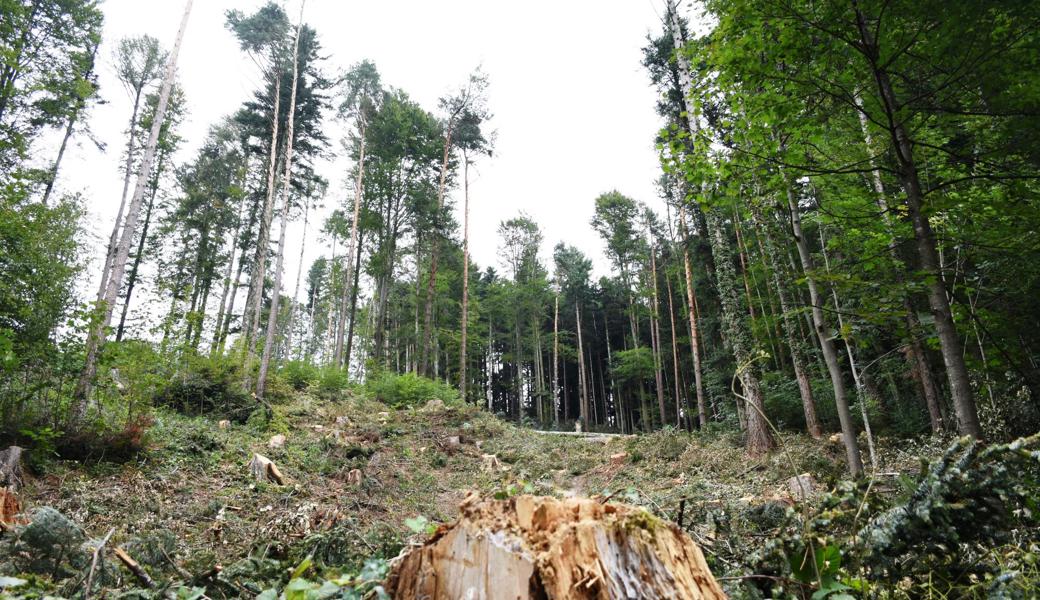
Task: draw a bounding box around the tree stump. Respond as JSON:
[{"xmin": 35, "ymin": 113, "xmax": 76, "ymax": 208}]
[
  {"xmin": 248, "ymin": 453, "xmax": 285, "ymax": 485},
  {"xmin": 387, "ymin": 494, "xmax": 726, "ymax": 600},
  {"xmin": 0, "ymin": 446, "xmax": 24, "ymax": 492},
  {"xmin": 0, "ymin": 487, "xmax": 20, "ymax": 527}
]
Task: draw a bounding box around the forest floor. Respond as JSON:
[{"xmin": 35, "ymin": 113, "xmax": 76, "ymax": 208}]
[{"xmin": 12, "ymin": 390, "xmax": 951, "ymax": 597}]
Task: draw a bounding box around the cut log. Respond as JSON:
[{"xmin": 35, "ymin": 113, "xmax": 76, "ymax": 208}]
[
  {"xmin": 0, "ymin": 446, "xmax": 24, "ymax": 492},
  {"xmin": 387, "ymin": 494, "xmax": 726, "ymax": 600},
  {"xmin": 248, "ymin": 453, "xmax": 285, "ymax": 485},
  {"xmin": 218, "ymin": 420, "xmax": 231, "ymax": 430}
]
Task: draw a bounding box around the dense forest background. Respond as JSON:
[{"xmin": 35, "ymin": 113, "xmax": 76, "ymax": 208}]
[{"xmin": 1, "ymin": 0, "xmax": 1038, "ymax": 483}]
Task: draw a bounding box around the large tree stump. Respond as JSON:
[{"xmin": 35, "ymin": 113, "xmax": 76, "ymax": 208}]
[{"xmin": 387, "ymin": 494, "xmax": 726, "ymax": 600}]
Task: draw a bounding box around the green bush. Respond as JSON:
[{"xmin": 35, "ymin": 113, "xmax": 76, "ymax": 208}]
[
  {"xmin": 364, "ymin": 371, "xmax": 458, "ymax": 409},
  {"xmin": 318, "ymin": 366, "xmax": 350, "ymax": 397},
  {"xmin": 279, "ymin": 360, "xmax": 319, "ymax": 391},
  {"xmin": 153, "ymin": 354, "xmax": 254, "ymax": 421}
]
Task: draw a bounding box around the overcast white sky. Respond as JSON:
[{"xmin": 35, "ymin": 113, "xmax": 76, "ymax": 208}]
[{"xmin": 57, "ymin": 0, "xmax": 676, "ymax": 322}]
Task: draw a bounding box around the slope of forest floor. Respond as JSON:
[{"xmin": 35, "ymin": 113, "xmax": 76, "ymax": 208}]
[{"xmin": 6, "ymin": 389, "xmax": 1035, "ymax": 598}]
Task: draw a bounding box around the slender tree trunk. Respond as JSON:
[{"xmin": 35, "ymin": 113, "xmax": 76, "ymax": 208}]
[
  {"xmin": 459, "ymin": 155, "xmax": 471, "ymax": 400},
  {"xmin": 257, "ymin": 2, "xmax": 304, "ymax": 398},
  {"xmin": 678, "ymin": 205, "xmax": 708, "ymax": 428},
  {"xmin": 854, "ymin": 92, "xmax": 945, "ymax": 433},
  {"xmin": 97, "ymin": 86, "xmax": 146, "ymax": 308},
  {"xmin": 552, "ymin": 291, "xmax": 560, "ymax": 425},
  {"xmin": 783, "ymin": 180, "xmax": 863, "ymax": 477},
  {"xmin": 665, "ymin": 272, "xmax": 684, "ymax": 429},
  {"xmin": 852, "ymin": 2, "xmax": 980, "ymax": 438},
  {"xmin": 243, "ymin": 69, "xmax": 283, "ymax": 368},
  {"xmin": 649, "ymin": 252, "xmax": 666, "ymax": 429},
  {"xmin": 344, "ymin": 228, "xmax": 365, "ymax": 372},
  {"xmin": 41, "ymin": 44, "xmax": 97, "ymax": 205},
  {"xmin": 334, "ymin": 121, "xmax": 367, "ymax": 367},
  {"xmin": 284, "ymin": 190, "xmax": 311, "ymax": 356},
  {"xmin": 576, "ymin": 303, "xmax": 588, "ymax": 431},
  {"xmin": 116, "ymin": 150, "xmax": 165, "ymax": 342},
  {"xmin": 751, "ymin": 204, "xmax": 822, "ymax": 439},
  {"xmin": 71, "ymin": 0, "xmax": 193, "ymax": 426},
  {"xmin": 212, "ymin": 177, "xmax": 248, "ymax": 354},
  {"xmin": 661, "ymin": 9, "xmax": 773, "ymax": 452},
  {"xmin": 819, "ymin": 226, "xmax": 878, "ymax": 469},
  {"xmin": 419, "ymin": 121, "xmax": 456, "ymax": 375},
  {"xmin": 604, "ymin": 312, "xmax": 623, "ymax": 433}
]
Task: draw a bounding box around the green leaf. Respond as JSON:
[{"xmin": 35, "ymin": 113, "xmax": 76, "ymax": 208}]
[
  {"xmin": 404, "ymin": 515, "xmax": 430, "ymax": 534},
  {"xmin": 291, "ymin": 555, "xmax": 313, "ymax": 579}
]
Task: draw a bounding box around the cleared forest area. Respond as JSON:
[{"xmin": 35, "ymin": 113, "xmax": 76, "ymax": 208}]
[{"xmin": 1, "ymin": 0, "xmax": 1039, "ymax": 597}]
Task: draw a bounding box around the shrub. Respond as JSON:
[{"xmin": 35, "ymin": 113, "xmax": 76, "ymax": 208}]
[
  {"xmin": 279, "ymin": 360, "xmax": 319, "ymax": 391},
  {"xmin": 317, "ymin": 366, "xmax": 350, "ymax": 397},
  {"xmin": 153, "ymin": 354, "xmax": 254, "ymax": 421},
  {"xmin": 364, "ymin": 371, "xmax": 458, "ymax": 409},
  {"xmin": 0, "ymin": 507, "xmax": 87, "ymax": 578}
]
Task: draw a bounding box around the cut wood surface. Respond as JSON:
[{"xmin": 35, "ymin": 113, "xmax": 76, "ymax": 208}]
[
  {"xmin": 248, "ymin": 453, "xmax": 285, "ymax": 485},
  {"xmin": 0, "ymin": 487, "xmax": 20, "ymax": 528},
  {"xmin": 387, "ymin": 494, "xmax": 726, "ymax": 600}
]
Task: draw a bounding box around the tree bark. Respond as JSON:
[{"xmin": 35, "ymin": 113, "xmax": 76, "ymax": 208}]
[
  {"xmin": 649, "ymin": 250, "xmax": 667, "ymax": 428},
  {"xmin": 96, "ymin": 81, "xmax": 146, "ymax": 311},
  {"xmin": 666, "ymin": 272, "xmax": 686, "ymax": 429},
  {"xmin": 344, "ymin": 228, "xmax": 364, "ymax": 370},
  {"xmin": 818, "ymin": 225, "xmax": 878, "ymax": 469},
  {"xmin": 284, "ymin": 189, "xmax": 312, "ymax": 357}
]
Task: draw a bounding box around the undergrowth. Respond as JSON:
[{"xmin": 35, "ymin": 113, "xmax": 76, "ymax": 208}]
[{"xmin": 2, "ymin": 386, "xmax": 1038, "ymax": 599}]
